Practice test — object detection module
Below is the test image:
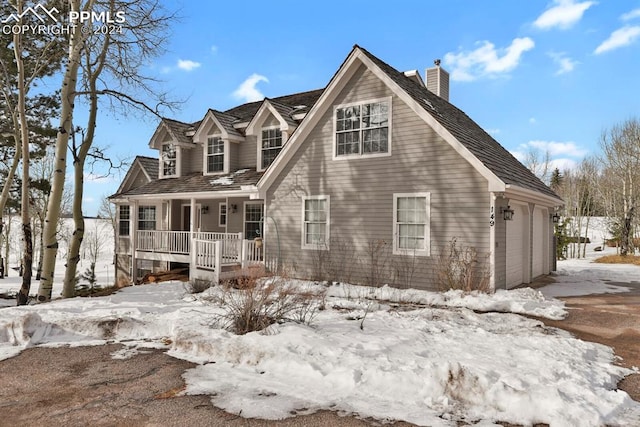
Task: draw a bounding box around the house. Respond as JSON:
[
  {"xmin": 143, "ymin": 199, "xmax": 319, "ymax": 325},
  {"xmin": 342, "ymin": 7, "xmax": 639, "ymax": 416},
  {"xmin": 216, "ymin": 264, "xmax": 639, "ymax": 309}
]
[{"xmin": 110, "ymin": 45, "xmax": 563, "ymax": 291}]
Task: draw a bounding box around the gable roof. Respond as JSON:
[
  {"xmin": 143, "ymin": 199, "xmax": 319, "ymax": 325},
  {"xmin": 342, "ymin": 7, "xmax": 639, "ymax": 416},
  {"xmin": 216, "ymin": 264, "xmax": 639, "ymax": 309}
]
[
  {"xmin": 258, "ymin": 45, "xmax": 561, "ymax": 204},
  {"xmin": 109, "ymin": 155, "xmax": 158, "ymax": 199},
  {"xmin": 161, "ymin": 118, "xmax": 195, "ymax": 145},
  {"xmin": 136, "ymin": 155, "xmax": 158, "ymax": 180},
  {"xmin": 357, "ymin": 46, "xmax": 560, "ymax": 201}
]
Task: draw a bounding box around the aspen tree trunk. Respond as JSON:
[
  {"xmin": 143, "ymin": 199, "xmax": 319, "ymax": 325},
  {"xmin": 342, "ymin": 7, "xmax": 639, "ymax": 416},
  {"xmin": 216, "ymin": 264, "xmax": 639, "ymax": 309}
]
[
  {"xmin": 14, "ymin": 2, "xmax": 33, "ymax": 305},
  {"xmin": 37, "ymin": 0, "xmax": 86, "ymax": 301},
  {"xmin": 62, "ymin": 26, "xmax": 108, "ymax": 298}
]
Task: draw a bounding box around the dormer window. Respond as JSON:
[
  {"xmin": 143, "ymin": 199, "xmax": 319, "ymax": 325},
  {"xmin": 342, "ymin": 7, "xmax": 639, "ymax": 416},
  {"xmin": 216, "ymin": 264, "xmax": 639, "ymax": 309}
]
[
  {"xmin": 261, "ymin": 128, "xmax": 283, "ymax": 169},
  {"xmin": 206, "ymin": 136, "xmax": 225, "ymax": 173},
  {"xmin": 161, "ymin": 143, "xmax": 178, "ymax": 177}
]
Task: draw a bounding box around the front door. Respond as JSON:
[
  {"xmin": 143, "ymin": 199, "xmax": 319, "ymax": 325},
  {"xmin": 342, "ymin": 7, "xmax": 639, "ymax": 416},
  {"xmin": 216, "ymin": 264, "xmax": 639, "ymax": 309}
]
[{"xmin": 182, "ymin": 205, "xmax": 201, "ymax": 232}]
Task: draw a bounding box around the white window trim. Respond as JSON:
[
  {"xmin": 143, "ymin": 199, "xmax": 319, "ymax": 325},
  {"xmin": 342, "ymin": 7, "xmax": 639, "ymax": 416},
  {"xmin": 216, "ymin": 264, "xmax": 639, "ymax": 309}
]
[
  {"xmin": 392, "ymin": 192, "xmax": 430, "ymax": 257},
  {"xmin": 138, "ymin": 205, "xmax": 158, "ymax": 231},
  {"xmin": 301, "ymin": 195, "xmax": 330, "ymax": 250},
  {"xmin": 118, "ymin": 204, "xmax": 131, "ymax": 238},
  {"xmin": 332, "ymin": 96, "xmax": 392, "ymax": 161},
  {"xmin": 257, "ymin": 125, "xmax": 288, "ymax": 172},
  {"xmin": 243, "ymin": 201, "xmax": 264, "ymax": 240},
  {"xmin": 219, "ymin": 202, "xmax": 227, "ymax": 227},
  {"xmin": 202, "ymin": 135, "xmax": 229, "ymax": 176},
  {"xmin": 159, "ymin": 143, "xmax": 181, "ymax": 179}
]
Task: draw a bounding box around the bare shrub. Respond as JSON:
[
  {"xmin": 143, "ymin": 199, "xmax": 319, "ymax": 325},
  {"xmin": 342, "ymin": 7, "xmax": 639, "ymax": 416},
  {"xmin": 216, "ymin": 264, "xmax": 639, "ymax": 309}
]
[
  {"xmin": 212, "ymin": 275, "xmax": 326, "ymax": 335},
  {"xmin": 436, "ymin": 238, "xmax": 491, "ymax": 293},
  {"xmin": 327, "ymin": 237, "xmax": 358, "ymax": 284},
  {"xmin": 309, "ymin": 242, "xmax": 330, "ymax": 281},
  {"xmin": 392, "ymin": 249, "xmax": 418, "ymax": 289},
  {"xmin": 184, "ymin": 278, "xmax": 212, "ymax": 294},
  {"xmin": 366, "ymin": 239, "xmax": 390, "ymax": 287}
]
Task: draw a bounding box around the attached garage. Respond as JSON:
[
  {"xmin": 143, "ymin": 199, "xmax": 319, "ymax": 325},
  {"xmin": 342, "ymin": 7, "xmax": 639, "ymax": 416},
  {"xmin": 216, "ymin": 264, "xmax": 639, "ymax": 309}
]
[{"xmin": 505, "ymin": 203, "xmax": 528, "ymax": 289}]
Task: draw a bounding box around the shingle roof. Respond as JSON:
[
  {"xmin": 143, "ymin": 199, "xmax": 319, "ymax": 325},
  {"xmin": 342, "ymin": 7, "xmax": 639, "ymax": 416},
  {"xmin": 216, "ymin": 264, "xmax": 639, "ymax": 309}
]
[
  {"xmin": 358, "ymin": 46, "xmax": 561, "ymax": 200},
  {"xmin": 224, "ymin": 89, "xmax": 324, "ymax": 123},
  {"xmin": 163, "ymin": 118, "xmax": 194, "ymax": 145},
  {"xmin": 208, "ymin": 110, "xmax": 244, "ymax": 138},
  {"xmin": 268, "ymin": 99, "xmax": 299, "ymax": 127},
  {"xmin": 112, "ymin": 168, "xmax": 264, "ymax": 198},
  {"xmin": 136, "ymin": 155, "xmax": 158, "ymax": 180}
]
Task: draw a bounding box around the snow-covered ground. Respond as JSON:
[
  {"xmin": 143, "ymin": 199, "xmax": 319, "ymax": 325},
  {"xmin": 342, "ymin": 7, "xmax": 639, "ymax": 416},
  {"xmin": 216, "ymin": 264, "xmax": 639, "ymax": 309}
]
[
  {"xmin": 1, "ymin": 250, "xmax": 639, "ymax": 425},
  {"xmin": 0, "ymin": 217, "xmax": 115, "ymax": 306}
]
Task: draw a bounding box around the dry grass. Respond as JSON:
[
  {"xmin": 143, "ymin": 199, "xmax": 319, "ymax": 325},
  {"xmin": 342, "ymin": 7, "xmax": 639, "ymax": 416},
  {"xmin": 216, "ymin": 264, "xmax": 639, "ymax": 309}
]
[{"xmin": 594, "ymin": 255, "xmax": 640, "ymax": 266}]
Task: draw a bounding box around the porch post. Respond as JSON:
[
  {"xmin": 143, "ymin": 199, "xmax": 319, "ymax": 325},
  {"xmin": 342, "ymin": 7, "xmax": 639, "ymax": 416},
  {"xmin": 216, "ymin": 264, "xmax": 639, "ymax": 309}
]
[
  {"xmin": 190, "ymin": 197, "xmax": 196, "ymax": 278},
  {"xmin": 131, "ymin": 200, "xmax": 138, "ymax": 284}
]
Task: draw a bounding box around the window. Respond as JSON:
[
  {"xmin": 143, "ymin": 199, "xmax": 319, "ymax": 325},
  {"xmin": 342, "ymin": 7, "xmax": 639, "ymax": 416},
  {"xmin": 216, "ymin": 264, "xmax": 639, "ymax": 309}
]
[
  {"xmin": 393, "ymin": 193, "xmax": 430, "ymax": 256},
  {"xmin": 206, "ymin": 136, "xmax": 224, "ymax": 173},
  {"xmin": 219, "ymin": 203, "xmax": 227, "ymax": 227},
  {"xmin": 161, "ymin": 143, "xmax": 177, "ymax": 176},
  {"xmin": 118, "ymin": 205, "xmax": 130, "ymax": 236},
  {"xmin": 335, "ymin": 99, "xmax": 390, "ymax": 157},
  {"xmin": 261, "ymin": 128, "xmax": 283, "ymax": 169},
  {"xmin": 138, "ymin": 206, "xmax": 156, "ymax": 231},
  {"xmin": 244, "ymin": 203, "xmax": 263, "ymax": 240},
  {"xmin": 302, "ymin": 196, "xmax": 329, "ymax": 249}
]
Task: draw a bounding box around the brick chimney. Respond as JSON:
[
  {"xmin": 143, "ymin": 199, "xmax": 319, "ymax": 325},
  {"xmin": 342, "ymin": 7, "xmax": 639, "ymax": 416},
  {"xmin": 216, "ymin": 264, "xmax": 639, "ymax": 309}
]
[{"xmin": 426, "ymin": 59, "xmax": 449, "ymax": 102}]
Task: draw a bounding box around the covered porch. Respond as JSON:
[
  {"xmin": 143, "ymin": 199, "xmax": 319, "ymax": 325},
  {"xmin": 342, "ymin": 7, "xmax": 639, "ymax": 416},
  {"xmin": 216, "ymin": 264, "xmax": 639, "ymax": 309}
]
[{"xmin": 122, "ymin": 192, "xmax": 267, "ymax": 283}]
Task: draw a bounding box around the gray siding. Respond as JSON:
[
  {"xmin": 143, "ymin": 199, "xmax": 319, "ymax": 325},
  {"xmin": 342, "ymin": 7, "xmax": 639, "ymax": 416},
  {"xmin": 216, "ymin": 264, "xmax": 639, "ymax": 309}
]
[
  {"xmin": 182, "ymin": 145, "xmax": 202, "ymax": 175},
  {"xmin": 228, "ymin": 142, "xmax": 239, "ymax": 171},
  {"xmin": 238, "ymin": 134, "xmax": 258, "ymax": 169},
  {"xmin": 266, "ymin": 65, "xmax": 490, "ymax": 291}
]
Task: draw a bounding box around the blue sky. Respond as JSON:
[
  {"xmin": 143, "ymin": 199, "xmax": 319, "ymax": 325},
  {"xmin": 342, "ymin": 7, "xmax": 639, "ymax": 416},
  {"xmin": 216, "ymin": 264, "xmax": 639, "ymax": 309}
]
[{"xmin": 82, "ymin": 0, "xmax": 640, "ymax": 215}]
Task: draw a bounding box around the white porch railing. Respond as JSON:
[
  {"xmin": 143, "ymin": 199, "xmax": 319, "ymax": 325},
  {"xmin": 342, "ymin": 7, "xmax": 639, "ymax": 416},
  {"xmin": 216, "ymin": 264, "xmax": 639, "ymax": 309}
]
[
  {"xmin": 242, "ymin": 239, "xmax": 263, "ymax": 267},
  {"xmin": 137, "ymin": 230, "xmax": 190, "ymax": 254},
  {"xmin": 194, "ymin": 232, "xmax": 242, "ymax": 264},
  {"xmin": 136, "ymin": 231, "xmax": 266, "ymax": 281}
]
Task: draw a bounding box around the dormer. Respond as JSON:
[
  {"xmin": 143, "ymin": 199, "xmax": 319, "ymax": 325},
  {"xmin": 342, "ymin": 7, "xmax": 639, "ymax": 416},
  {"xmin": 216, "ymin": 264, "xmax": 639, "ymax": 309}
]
[
  {"xmin": 245, "ymin": 99, "xmax": 298, "ymax": 172},
  {"xmin": 193, "ymin": 110, "xmax": 245, "ymax": 175},
  {"xmin": 148, "ymin": 119, "xmax": 194, "ymax": 179}
]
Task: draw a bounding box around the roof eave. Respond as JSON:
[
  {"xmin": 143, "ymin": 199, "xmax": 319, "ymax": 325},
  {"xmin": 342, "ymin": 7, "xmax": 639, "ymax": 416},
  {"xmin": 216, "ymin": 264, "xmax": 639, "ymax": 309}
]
[{"xmin": 505, "ymin": 184, "xmax": 564, "ymax": 207}]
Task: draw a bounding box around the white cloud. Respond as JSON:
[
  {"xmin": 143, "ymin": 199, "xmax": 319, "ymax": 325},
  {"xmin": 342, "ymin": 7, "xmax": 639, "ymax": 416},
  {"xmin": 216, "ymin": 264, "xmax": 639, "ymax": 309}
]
[
  {"xmin": 533, "ymin": 0, "xmax": 596, "ymax": 30},
  {"xmin": 210, "ymin": 45, "xmax": 218, "ymax": 54},
  {"xmin": 486, "ymin": 128, "xmax": 501, "ymax": 136},
  {"xmin": 621, "ymin": 8, "xmax": 640, "ymax": 21},
  {"xmin": 522, "ymin": 140, "xmax": 589, "ymax": 157},
  {"xmin": 177, "ymin": 59, "xmax": 201, "ymax": 71},
  {"xmin": 548, "ymin": 51, "xmax": 579, "ymax": 75},
  {"xmin": 529, "ymin": 117, "xmax": 537, "ymax": 124},
  {"xmin": 594, "ymin": 25, "xmax": 640, "ymax": 54},
  {"xmin": 444, "ymin": 37, "xmax": 535, "ymax": 82},
  {"xmin": 232, "ymin": 73, "xmax": 269, "ymax": 102},
  {"xmin": 549, "ymin": 158, "xmax": 578, "ymax": 172}
]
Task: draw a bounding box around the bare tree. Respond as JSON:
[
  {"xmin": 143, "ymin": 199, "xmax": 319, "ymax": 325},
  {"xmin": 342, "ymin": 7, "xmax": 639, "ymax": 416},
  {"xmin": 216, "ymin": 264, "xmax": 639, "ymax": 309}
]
[
  {"xmin": 523, "ymin": 147, "xmax": 552, "ymax": 184},
  {"xmin": 39, "ymin": 0, "xmax": 177, "ymax": 300},
  {"xmin": 98, "ymin": 196, "xmax": 116, "ymax": 284},
  {"xmin": 599, "ymin": 118, "xmax": 640, "ymax": 256}
]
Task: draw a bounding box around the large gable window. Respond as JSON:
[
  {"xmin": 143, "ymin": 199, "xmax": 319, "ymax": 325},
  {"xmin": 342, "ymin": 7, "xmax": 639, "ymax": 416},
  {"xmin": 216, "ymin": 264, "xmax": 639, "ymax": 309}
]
[
  {"xmin": 335, "ymin": 98, "xmax": 390, "ymax": 158},
  {"xmin": 206, "ymin": 136, "xmax": 225, "ymax": 173},
  {"xmin": 393, "ymin": 193, "xmax": 430, "ymax": 256},
  {"xmin": 302, "ymin": 196, "xmax": 330, "ymax": 249},
  {"xmin": 161, "ymin": 143, "xmax": 177, "ymax": 177},
  {"xmin": 261, "ymin": 128, "xmax": 283, "ymax": 169}
]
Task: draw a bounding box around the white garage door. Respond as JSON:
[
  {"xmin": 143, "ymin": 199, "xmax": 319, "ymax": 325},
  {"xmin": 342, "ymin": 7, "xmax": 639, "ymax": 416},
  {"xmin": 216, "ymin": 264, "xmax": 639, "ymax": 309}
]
[
  {"xmin": 506, "ymin": 204, "xmax": 526, "ymax": 289},
  {"xmin": 532, "ymin": 207, "xmax": 546, "ymax": 279}
]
